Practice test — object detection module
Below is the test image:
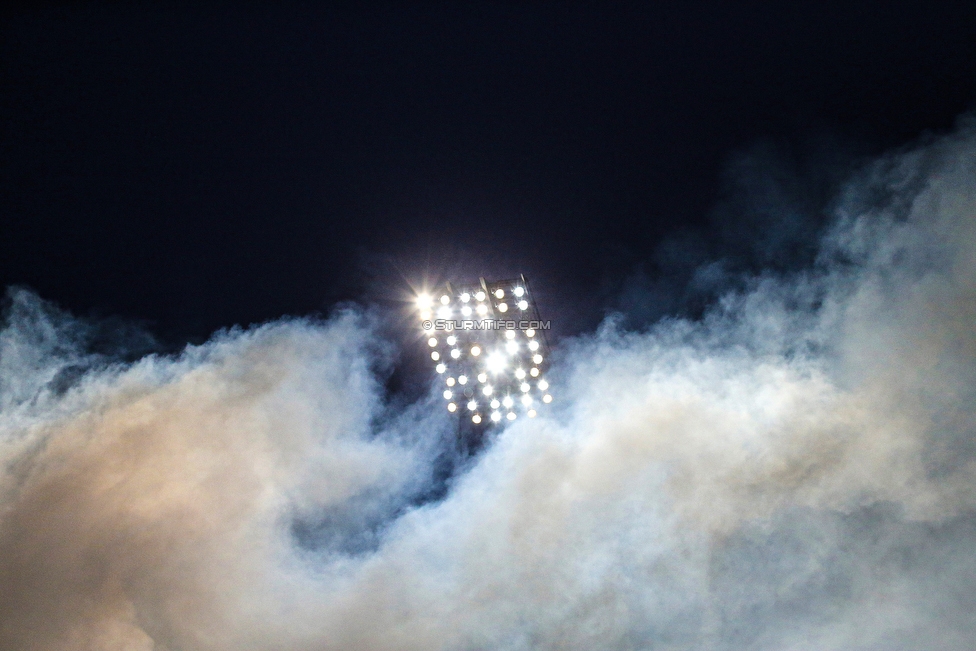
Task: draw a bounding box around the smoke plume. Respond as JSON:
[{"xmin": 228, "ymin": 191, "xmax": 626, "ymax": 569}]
[{"xmin": 3, "ymin": 120, "xmax": 976, "ymax": 650}]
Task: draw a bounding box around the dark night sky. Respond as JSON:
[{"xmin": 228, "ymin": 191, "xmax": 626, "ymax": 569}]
[{"xmin": 2, "ymin": 1, "xmax": 975, "ymax": 347}]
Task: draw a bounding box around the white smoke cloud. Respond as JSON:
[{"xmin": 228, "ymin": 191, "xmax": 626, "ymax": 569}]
[{"xmin": 3, "ymin": 119, "xmax": 976, "ymax": 650}]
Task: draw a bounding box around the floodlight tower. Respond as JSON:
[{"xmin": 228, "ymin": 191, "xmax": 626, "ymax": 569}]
[{"xmin": 415, "ymin": 274, "xmax": 552, "ymax": 445}]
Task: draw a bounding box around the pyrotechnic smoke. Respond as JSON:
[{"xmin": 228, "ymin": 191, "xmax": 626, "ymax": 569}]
[{"xmin": 2, "ymin": 120, "xmax": 976, "ymax": 650}]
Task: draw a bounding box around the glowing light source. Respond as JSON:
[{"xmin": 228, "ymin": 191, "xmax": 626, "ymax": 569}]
[
  {"xmin": 447, "ymin": 402, "xmax": 457, "ymax": 412},
  {"xmin": 418, "ymin": 276, "xmax": 550, "ymax": 425},
  {"xmin": 528, "ymin": 409, "xmax": 537, "ymax": 418},
  {"xmin": 486, "ymin": 352, "xmax": 506, "ymax": 373}
]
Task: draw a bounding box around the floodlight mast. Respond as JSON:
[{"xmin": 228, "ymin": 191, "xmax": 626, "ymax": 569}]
[{"xmin": 417, "ymin": 274, "xmax": 552, "ymax": 445}]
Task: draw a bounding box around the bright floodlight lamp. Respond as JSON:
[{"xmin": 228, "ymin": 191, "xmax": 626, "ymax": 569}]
[{"xmin": 417, "ymin": 275, "xmax": 552, "ymax": 426}]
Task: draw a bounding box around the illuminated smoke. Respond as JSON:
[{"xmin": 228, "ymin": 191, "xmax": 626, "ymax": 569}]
[{"xmin": 3, "ymin": 120, "xmax": 976, "ymax": 650}]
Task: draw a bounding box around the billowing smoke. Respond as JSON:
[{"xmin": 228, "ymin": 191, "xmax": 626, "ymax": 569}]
[{"xmin": 3, "ymin": 120, "xmax": 976, "ymax": 650}]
